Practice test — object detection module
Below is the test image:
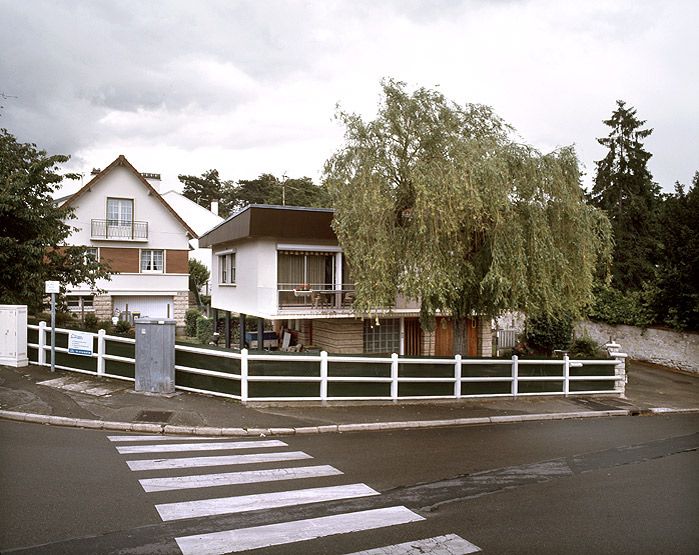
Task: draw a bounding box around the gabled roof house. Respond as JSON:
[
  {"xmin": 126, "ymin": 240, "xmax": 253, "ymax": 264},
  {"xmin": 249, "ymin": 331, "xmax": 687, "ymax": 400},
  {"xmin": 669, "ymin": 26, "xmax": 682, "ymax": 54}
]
[
  {"xmin": 199, "ymin": 205, "xmax": 491, "ymax": 356},
  {"xmin": 60, "ymin": 155, "xmax": 197, "ymax": 331}
]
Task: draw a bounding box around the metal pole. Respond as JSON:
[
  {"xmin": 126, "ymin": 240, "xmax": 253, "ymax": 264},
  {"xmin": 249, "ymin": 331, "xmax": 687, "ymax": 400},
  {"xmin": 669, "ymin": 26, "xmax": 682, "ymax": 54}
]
[{"xmin": 50, "ymin": 292, "xmax": 56, "ymax": 372}]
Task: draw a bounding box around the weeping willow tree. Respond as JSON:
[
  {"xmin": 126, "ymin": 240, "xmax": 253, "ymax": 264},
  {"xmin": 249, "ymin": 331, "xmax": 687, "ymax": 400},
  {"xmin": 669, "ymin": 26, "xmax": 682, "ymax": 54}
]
[{"xmin": 323, "ymin": 80, "xmax": 612, "ymax": 354}]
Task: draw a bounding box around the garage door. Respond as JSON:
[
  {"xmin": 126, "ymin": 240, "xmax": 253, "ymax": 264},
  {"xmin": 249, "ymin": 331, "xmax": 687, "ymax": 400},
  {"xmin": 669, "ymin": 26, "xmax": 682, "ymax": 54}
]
[{"xmin": 113, "ymin": 296, "xmax": 173, "ymax": 319}]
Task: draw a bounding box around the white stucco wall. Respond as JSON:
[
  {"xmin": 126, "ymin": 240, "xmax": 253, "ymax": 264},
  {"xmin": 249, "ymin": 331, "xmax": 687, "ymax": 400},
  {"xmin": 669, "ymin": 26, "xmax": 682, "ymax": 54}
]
[
  {"xmin": 64, "ymin": 165, "xmax": 191, "ymax": 250},
  {"xmin": 576, "ymin": 320, "xmax": 699, "ymax": 374}
]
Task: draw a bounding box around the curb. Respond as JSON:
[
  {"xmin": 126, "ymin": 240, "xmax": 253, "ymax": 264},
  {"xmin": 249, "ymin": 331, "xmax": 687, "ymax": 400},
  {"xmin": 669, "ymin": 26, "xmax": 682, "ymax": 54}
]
[{"xmin": 2, "ymin": 407, "xmax": 697, "ymax": 436}]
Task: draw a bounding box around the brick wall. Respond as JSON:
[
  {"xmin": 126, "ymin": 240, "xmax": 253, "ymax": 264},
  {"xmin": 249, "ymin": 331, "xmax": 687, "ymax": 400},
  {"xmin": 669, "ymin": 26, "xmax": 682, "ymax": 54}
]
[
  {"xmin": 312, "ymin": 319, "xmax": 363, "ymax": 354},
  {"xmin": 94, "ymin": 295, "xmax": 113, "ymax": 321},
  {"xmin": 166, "ymin": 250, "xmax": 189, "ymax": 274},
  {"xmin": 100, "ymin": 247, "xmax": 139, "ymax": 273}
]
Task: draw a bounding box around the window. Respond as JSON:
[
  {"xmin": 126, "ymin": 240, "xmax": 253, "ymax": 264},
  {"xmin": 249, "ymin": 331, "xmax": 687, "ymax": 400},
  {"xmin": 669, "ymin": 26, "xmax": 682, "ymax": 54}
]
[
  {"xmin": 277, "ymin": 251, "xmax": 335, "ymax": 289},
  {"xmin": 107, "ymin": 198, "xmax": 133, "ymax": 225},
  {"xmin": 84, "ymin": 247, "xmax": 98, "ymax": 263},
  {"xmin": 363, "ymin": 318, "xmax": 400, "ymax": 354},
  {"xmin": 66, "ymin": 295, "xmax": 95, "ymax": 313},
  {"xmin": 141, "ymin": 250, "xmax": 164, "ymax": 272},
  {"xmin": 218, "ymin": 252, "xmax": 236, "ymax": 284}
]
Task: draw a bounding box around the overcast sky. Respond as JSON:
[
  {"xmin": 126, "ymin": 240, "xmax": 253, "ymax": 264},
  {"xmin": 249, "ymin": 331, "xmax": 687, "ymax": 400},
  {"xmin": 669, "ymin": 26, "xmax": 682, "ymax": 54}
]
[{"xmin": 1, "ymin": 0, "xmax": 697, "ymax": 196}]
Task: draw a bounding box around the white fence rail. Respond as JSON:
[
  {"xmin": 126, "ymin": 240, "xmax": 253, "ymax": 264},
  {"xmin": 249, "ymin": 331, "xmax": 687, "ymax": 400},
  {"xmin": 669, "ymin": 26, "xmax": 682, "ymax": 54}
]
[{"xmin": 28, "ymin": 323, "xmax": 623, "ymax": 403}]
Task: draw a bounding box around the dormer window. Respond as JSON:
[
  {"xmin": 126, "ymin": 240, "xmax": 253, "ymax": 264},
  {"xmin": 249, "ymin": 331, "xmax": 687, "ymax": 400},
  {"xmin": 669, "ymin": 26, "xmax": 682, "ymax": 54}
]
[{"xmin": 107, "ymin": 198, "xmax": 133, "ymax": 225}]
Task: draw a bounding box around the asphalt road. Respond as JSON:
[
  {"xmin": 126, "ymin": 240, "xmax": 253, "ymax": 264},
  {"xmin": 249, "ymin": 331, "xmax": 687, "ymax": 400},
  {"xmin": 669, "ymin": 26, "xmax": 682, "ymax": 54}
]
[{"xmin": 1, "ymin": 414, "xmax": 697, "ymax": 554}]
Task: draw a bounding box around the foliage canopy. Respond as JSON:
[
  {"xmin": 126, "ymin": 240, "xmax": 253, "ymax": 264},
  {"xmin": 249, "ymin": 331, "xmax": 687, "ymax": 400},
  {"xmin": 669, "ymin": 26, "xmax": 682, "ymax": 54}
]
[
  {"xmin": 324, "ymin": 80, "xmax": 612, "ymax": 348},
  {"xmin": 0, "ymin": 128, "xmax": 110, "ymax": 310}
]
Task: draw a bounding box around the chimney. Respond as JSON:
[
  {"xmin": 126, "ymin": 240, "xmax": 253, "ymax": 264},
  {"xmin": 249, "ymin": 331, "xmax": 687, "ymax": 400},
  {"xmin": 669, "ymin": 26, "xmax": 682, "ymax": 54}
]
[
  {"xmin": 211, "ymin": 200, "xmax": 219, "ymax": 216},
  {"xmin": 141, "ymin": 172, "xmax": 161, "ymax": 192}
]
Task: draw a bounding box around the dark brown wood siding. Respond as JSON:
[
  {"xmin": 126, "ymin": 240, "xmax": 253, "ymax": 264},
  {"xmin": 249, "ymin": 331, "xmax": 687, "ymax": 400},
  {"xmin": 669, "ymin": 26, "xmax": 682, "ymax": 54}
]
[
  {"xmin": 166, "ymin": 250, "xmax": 189, "ymax": 274},
  {"xmin": 100, "ymin": 247, "xmax": 139, "ymax": 273}
]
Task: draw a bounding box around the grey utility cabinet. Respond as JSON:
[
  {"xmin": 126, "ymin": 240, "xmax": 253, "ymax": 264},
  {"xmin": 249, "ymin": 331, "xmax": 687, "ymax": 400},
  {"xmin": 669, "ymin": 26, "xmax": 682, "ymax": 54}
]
[{"xmin": 135, "ymin": 318, "xmax": 176, "ymax": 394}]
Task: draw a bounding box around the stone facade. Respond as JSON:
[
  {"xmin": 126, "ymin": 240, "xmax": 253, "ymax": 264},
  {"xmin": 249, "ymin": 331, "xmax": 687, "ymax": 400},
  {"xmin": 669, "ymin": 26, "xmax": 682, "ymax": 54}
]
[
  {"xmin": 577, "ymin": 320, "xmax": 698, "ymax": 374},
  {"xmin": 94, "ymin": 294, "xmax": 113, "ymax": 321},
  {"xmin": 604, "ymin": 341, "xmax": 628, "ymax": 395},
  {"xmin": 173, "ymin": 291, "xmax": 189, "ymax": 334},
  {"xmin": 477, "ymin": 316, "xmax": 493, "ymax": 357},
  {"xmin": 312, "ymin": 319, "xmax": 364, "ymax": 354}
]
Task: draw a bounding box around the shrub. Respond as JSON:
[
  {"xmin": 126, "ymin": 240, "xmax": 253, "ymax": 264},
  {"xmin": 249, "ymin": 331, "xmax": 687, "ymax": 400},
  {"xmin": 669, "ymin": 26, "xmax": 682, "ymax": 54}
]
[
  {"xmin": 569, "ymin": 336, "xmax": 605, "ymax": 359},
  {"xmin": 84, "ymin": 313, "xmax": 99, "ymax": 332},
  {"xmin": 115, "ymin": 319, "xmax": 132, "ymax": 335},
  {"xmin": 524, "ymin": 313, "xmax": 573, "ymax": 356},
  {"xmin": 196, "ymin": 316, "xmax": 214, "ymax": 344},
  {"xmin": 185, "ymin": 308, "xmax": 201, "ymax": 337}
]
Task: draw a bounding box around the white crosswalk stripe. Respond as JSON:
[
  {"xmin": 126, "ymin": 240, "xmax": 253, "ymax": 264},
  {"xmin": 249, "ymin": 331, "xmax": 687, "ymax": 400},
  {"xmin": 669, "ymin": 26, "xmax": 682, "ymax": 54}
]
[
  {"xmin": 116, "ymin": 439, "xmax": 286, "ymax": 454},
  {"xmin": 175, "ymin": 506, "xmax": 425, "ymax": 555},
  {"xmin": 345, "ymin": 533, "xmax": 481, "ymax": 554},
  {"xmin": 156, "ymin": 483, "xmax": 380, "ymax": 521},
  {"xmin": 107, "ymin": 435, "xmax": 221, "ymax": 442},
  {"xmin": 126, "ymin": 450, "xmax": 312, "ymax": 471},
  {"xmin": 139, "ymin": 464, "xmax": 343, "ymax": 492}
]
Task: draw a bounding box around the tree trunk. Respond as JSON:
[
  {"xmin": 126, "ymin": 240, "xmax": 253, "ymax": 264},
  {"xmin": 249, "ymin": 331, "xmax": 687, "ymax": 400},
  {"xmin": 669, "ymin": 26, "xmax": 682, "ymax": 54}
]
[{"xmin": 453, "ymin": 316, "xmax": 467, "ymax": 356}]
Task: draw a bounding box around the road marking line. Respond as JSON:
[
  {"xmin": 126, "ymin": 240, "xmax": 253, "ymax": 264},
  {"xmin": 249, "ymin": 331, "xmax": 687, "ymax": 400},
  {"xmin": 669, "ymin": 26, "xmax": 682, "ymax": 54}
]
[
  {"xmin": 345, "ymin": 533, "xmax": 481, "ymax": 554},
  {"xmin": 126, "ymin": 451, "xmax": 312, "ymax": 471},
  {"xmin": 116, "ymin": 440, "xmax": 286, "ymax": 454},
  {"xmin": 156, "ymin": 483, "xmax": 379, "ymax": 521},
  {"xmin": 107, "ymin": 435, "xmax": 221, "ymax": 442},
  {"xmin": 139, "ymin": 464, "xmax": 343, "ymax": 492},
  {"xmin": 175, "ymin": 506, "xmax": 425, "ymax": 554}
]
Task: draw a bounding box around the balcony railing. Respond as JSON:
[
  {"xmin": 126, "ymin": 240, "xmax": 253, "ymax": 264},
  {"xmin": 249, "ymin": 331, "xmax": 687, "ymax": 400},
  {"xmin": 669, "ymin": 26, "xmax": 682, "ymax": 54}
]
[
  {"xmin": 278, "ymin": 283, "xmax": 356, "ymax": 310},
  {"xmin": 91, "ymin": 219, "xmax": 148, "ymax": 240}
]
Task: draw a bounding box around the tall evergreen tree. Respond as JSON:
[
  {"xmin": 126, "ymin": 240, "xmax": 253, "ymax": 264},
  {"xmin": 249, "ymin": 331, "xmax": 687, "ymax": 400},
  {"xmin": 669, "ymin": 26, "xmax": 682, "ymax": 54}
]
[
  {"xmin": 178, "ymin": 169, "xmax": 235, "ymax": 217},
  {"xmin": 589, "ymin": 100, "xmax": 661, "ymax": 290}
]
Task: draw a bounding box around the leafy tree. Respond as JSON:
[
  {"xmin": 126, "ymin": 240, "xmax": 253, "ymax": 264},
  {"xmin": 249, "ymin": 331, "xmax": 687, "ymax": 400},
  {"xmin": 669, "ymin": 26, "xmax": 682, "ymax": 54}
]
[
  {"xmin": 231, "ymin": 174, "xmax": 329, "ymax": 209},
  {"xmin": 324, "ymin": 80, "xmax": 612, "ymax": 354},
  {"xmin": 0, "ymin": 128, "xmax": 111, "ymax": 311},
  {"xmin": 589, "ymin": 100, "xmax": 661, "ymax": 290},
  {"xmin": 188, "ymin": 258, "xmax": 210, "ymax": 306},
  {"xmin": 178, "ymin": 169, "xmax": 236, "ymax": 217},
  {"xmin": 652, "ymin": 173, "xmax": 699, "ymax": 330}
]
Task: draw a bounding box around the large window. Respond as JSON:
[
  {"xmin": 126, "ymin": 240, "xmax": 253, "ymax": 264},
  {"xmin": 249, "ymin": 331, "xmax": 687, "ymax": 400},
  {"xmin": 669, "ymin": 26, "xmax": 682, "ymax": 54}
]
[
  {"xmin": 218, "ymin": 252, "xmax": 236, "ymax": 284},
  {"xmin": 277, "ymin": 251, "xmax": 335, "ymax": 289},
  {"xmin": 107, "ymin": 198, "xmax": 133, "ymax": 225},
  {"xmin": 66, "ymin": 295, "xmax": 94, "ymax": 313},
  {"xmin": 363, "ymin": 318, "xmax": 400, "ymax": 354},
  {"xmin": 140, "ymin": 249, "xmax": 164, "ymax": 272}
]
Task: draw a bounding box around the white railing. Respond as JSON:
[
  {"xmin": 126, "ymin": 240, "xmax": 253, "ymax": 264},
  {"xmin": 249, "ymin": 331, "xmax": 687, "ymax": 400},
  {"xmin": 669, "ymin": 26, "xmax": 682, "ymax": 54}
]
[{"xmin": 28, "ymin": 323, "xmax": 622, "ymax": 403}]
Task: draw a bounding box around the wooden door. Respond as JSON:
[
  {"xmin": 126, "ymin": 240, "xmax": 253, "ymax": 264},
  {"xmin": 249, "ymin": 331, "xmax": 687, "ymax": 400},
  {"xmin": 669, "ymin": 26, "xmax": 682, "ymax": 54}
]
[
  {"xmin": 435, "ymin": 317, "xmax": 453, "ymax": 356},
  {"xmin": 467, "ymin": 317, "xmax": 478, "ymax": 356},
  {"xmin": 404, "ymin": 318, "xmax": 423, "ymax": 356}
]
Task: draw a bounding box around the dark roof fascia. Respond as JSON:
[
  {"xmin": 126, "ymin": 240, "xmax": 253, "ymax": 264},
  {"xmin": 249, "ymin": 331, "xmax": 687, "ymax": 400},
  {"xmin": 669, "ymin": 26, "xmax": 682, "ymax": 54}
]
[
  {"xmin": 199, "ymin": 204, "xmax": 336, "ymax": 248},
  {"xmin": 62, "ymin": 155, "xmax": 198, "ymax": 238}
]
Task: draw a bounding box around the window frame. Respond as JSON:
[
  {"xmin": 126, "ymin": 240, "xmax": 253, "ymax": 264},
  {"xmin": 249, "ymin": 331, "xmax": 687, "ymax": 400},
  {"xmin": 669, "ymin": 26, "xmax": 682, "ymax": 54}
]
[
  {"xmin": 140, "ymin": 249, "xmax": 164, "ymax": 273},
  {"xmin": 218, "ymin": 251, "xmax": 236, "ymax": 285}
]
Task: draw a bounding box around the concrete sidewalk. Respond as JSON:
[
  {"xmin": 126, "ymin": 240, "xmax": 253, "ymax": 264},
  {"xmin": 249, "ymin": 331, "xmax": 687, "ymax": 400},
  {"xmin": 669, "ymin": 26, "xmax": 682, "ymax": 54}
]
[{"xmin": 0, "ymin": 360, "xmax": 696, "ymax": 436}]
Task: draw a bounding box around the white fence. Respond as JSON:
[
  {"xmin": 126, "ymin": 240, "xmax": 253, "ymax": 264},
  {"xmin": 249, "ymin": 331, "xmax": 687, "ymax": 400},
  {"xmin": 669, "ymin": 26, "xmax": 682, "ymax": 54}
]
[{"xmin": 27, "ymin": 323, "xmax": 624, "ymax": 403}]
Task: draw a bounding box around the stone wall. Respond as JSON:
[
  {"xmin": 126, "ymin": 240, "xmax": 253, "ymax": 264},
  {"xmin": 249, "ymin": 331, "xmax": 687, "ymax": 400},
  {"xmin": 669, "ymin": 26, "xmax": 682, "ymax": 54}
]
[
  {"xmin": 94, "ymin": 294, "xmax": 113, "ymax": 321},
  {"xmin": 312, "ymin": 319, "xmax": 364, "ymax": 354},
  {"xmin": 173, "ymin": 291, "xmax": 189, "ymax": 334},
  {"xmin": 576, "ymin": 320, "xmax": 698, "ymax": 374}
]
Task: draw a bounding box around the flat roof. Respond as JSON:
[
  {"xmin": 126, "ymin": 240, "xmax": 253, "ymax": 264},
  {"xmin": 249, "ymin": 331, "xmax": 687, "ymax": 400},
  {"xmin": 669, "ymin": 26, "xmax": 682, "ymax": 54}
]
[{"xmin": 198, "ymin": 204, "xmax": 337, "ymax": 247}]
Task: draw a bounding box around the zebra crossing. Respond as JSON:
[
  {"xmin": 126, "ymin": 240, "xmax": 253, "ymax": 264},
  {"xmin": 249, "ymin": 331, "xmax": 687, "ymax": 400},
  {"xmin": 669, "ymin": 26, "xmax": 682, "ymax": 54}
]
[{"xmin": 107, "ymin": 433, "xmax": 481, "ymax": 554}]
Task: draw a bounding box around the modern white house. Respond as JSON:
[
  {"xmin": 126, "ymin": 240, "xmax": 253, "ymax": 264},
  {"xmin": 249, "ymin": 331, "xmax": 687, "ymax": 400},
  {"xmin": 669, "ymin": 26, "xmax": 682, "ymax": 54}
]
[
  {"xmin": 198, "ymin": 204, "xmax": 491, "ymax": 355},
  {"xmin": 59, "ymin": 155, "xmax": 197, "ymax": 331}
]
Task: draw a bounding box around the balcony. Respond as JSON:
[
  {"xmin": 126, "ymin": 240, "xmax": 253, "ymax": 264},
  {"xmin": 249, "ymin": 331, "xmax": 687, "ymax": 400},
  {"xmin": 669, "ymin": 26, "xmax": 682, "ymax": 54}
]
[
  {"xmin": 91, "ymin": 219, "xmax": 148, "ymax": 241},
  {"xmin": 278, "ymin": 283, "xmax": 356, "ymax": 311}
]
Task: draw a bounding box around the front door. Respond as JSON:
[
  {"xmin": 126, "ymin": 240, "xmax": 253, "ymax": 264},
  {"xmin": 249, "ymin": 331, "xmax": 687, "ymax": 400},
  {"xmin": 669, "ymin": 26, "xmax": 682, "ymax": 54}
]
[
  {"xmin": 435, "ymin": 317, "xmax": 453, "ymax": 356},
  {"xmin": 404, "ymin": 318, "xmax": 423, "ymax": 356}
]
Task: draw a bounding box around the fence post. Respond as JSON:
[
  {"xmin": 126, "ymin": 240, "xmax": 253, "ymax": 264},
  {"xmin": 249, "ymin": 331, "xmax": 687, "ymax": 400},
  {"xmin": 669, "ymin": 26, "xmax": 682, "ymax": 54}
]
[
  {"xmin": 390, "ymin": 353, "xmax": 399, "ymax": 401},
  {"xmin": 240, "ymin": 348, "xmax": 249, "ymax": 403},
  {"xmin": 38, "ymin": 321, "xmax": 47, "ymax": 366},
  {"xmin": 97, "ymin": 329, "xmax": 106, "ymax": 376},
  {"xmin": 320, "ymin": 351, "xmax": 328, "ymax": 402},
  {"xmin": 511, "ymin": 355, "xmax": 518, "ymax": 397},
  {"xmin": 563, "ymin": 354, "xmax": 570, "ymax": 396},
  {"xmin": 454, "ymin": 354, "xmax": 462, "ymax": 399}
]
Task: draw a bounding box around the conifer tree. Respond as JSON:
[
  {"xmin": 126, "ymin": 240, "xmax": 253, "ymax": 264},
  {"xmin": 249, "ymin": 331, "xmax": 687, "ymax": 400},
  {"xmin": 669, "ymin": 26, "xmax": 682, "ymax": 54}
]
[{"xmin": 589, "ymin": 100, "xmax": 661, "ymax": 290}]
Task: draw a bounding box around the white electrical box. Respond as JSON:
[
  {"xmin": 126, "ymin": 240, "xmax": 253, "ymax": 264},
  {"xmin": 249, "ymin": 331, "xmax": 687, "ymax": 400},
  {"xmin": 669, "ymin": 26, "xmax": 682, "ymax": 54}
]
[{"xmin": 0, "ymin": 305, "xmax": 29, "ymax": 367}]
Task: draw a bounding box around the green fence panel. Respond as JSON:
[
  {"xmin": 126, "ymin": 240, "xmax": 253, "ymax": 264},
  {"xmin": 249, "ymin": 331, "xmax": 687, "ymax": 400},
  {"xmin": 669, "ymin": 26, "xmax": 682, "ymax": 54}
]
[
  {"xmin": 461, "ymin": 382, "xmax": 512, "ymax": 396},
  {"xmin": 249, "ymin": 358, "xmax": 319, "ymax": 378},
  {"xmin": 519, "ymin": 381, "xmax": 563, "ymax": 394},
  {"xmin": 105, "ymin": 359, "xmax": 135, "ymax": 379},
  {"xmin": 104, "ymin": 338, "xmax": 135, "ymax": 378},
  {"xmin": 399, "ymin": 362, "xmax": 453, "ymax": 378},
  {"xmin": 570, "ymin": 380, "xmax": 616, "ymax": 392},
  {"xmin": 327, "ymin": 382, "xmax": 391, "ymax": 398},
  {"xmin": 462, "ymin": 363, "xmax": 512, "ymax": 378},
  {"xmin": 176, "ymin": 348, "xmax": 241, "ymax": 375},
  {"xmin": 249, "ymin": 381, "xmax": 320, "ymax": 399},
  {"xmin": 176, "ymin": 370, "xmax": 241, "ymax": 396},
  {"xmin": 399, "ymin": 382, "xmax": 453, "ymax": 397},
  {"xmin": 518, "ymin": 364, "xmax": 564, "ymax": 377},
  {"xmin": 329, "ymin": 361, "xmax": 390, "ymax": 378}
]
